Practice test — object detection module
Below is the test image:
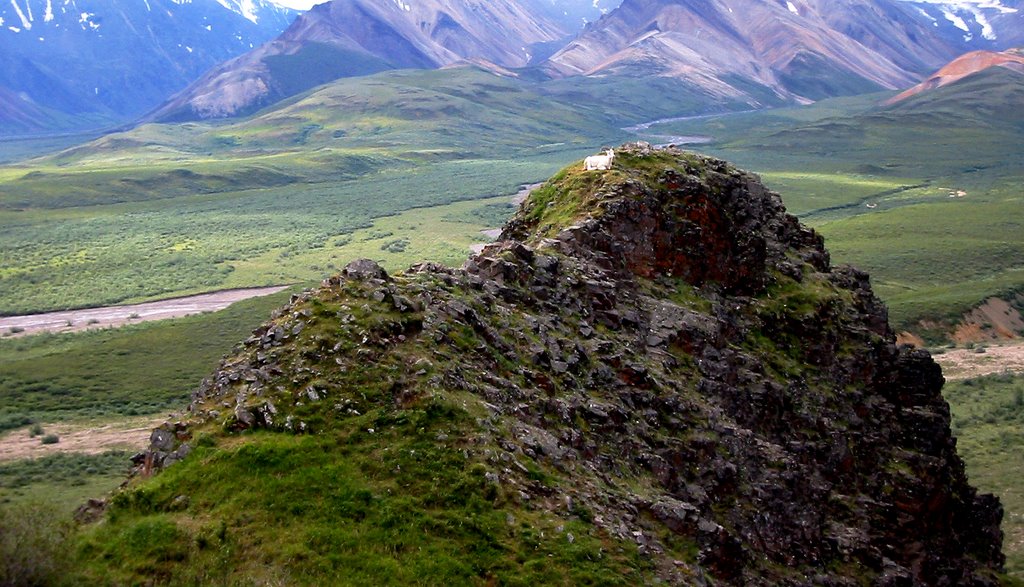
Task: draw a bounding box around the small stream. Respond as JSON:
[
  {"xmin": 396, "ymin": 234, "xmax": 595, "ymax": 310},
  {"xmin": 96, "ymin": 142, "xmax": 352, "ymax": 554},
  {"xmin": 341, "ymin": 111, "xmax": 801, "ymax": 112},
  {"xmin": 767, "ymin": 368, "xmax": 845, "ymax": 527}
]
[{"xmin": 624, "ymin": 110, "xmax": 757, "ymax": 147}]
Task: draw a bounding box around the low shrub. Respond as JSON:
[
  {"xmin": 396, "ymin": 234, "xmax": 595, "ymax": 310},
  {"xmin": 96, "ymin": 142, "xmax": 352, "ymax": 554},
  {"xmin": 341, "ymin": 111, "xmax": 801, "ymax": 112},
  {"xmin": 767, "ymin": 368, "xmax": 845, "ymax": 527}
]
[{"xmin": 0, "ymin": 501, "xmax": 72, "ymax": 585}]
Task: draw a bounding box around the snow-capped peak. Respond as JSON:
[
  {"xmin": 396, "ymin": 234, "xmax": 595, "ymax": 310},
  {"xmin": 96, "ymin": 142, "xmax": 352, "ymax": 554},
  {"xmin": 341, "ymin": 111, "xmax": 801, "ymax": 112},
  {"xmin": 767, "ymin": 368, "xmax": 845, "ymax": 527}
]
[
  {"xmin": 896, "ymin": 0, "xmax": 1017, "ymax": 41},
  {"xmin": 215, "ymin": 0, "xmax": 263, "ymax": 23}
]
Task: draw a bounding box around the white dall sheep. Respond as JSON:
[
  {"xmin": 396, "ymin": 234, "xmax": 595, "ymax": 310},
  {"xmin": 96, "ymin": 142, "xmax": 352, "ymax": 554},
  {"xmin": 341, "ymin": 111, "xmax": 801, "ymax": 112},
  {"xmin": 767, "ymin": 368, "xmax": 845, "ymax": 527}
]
[{"xmin": 584, "ymin": 149, "xmax": 615, "ymax": 171}]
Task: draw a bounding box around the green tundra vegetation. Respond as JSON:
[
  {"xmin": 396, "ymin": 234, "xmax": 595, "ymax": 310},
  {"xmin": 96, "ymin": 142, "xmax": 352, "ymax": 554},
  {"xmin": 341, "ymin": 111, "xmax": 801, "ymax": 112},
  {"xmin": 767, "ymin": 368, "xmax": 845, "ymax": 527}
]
[
  {"xmin": 947, "ymin": 372, "xmax": 1024, "ymax": 579},
  {"xmin": 0, "ymin": 291, "xmax": 293, "ymax": 432}
]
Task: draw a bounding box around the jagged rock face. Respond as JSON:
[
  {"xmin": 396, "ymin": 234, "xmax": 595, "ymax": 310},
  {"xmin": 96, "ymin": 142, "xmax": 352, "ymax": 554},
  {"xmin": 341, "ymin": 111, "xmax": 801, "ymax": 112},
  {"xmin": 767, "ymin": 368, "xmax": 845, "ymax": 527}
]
[
  {"xmin": 143, "ymin": 144, "xmax": 1003, "ymax": 584},
  {"xmin": 502, "ymin": 148, "xmax": 829, "ymax": 296}
]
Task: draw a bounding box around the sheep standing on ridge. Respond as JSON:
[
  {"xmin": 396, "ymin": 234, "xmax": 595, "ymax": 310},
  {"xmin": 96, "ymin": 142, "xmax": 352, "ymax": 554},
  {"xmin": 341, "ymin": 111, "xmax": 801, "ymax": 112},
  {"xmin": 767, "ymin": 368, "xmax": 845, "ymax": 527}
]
[{"xmin": 584, "ymin": 149, "xmax": 615, "ymax": 171}]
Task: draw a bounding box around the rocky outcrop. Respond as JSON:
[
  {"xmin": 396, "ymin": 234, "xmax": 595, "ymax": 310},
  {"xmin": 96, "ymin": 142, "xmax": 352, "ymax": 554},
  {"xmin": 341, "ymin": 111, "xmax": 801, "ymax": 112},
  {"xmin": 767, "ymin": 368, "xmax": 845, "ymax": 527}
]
[{"xmin": 138, "ymin": 144, "xmax": 1003, "ymax": 584}]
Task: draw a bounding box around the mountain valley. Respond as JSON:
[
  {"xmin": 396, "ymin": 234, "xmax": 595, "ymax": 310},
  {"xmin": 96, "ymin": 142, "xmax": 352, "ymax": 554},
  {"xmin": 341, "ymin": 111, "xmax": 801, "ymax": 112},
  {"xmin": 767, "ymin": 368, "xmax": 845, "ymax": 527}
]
[{"xmin": 2, "ymin": 0, "xmax": 1024, "ymax": 584}]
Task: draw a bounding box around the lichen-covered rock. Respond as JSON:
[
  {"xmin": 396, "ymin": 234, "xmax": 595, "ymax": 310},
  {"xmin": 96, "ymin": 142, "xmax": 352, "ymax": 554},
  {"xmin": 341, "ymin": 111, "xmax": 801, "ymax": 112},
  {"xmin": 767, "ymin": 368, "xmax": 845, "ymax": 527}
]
[{"xmin": 136, "ymin": 144, "xmax": 1003, "ymax": 584}]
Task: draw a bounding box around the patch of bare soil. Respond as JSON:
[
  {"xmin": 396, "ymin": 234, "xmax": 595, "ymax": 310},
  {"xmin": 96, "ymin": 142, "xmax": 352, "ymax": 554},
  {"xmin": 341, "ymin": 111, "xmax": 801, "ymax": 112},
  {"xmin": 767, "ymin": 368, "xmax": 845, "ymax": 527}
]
[
  {"xmin": 933, "ymin": 341, "xmax": 1024, "ymax": 381},
  {"xmin": 0, "ymin": 286, "xmax": 289, "ymax": 338},
  {"xmin": 953, "ymin": 297, "xmax": 1024, "ymax": 344},
  {"xmin": 0, "ymin": 416, "xmax": 165, "ymax": 462},
  {"xmin": 511, "ymin": 182, "xmax": 543, "ymax": 205},
  {"xmin": 896, "ymin": 331, "xmax": 927, "ymax": 347}
]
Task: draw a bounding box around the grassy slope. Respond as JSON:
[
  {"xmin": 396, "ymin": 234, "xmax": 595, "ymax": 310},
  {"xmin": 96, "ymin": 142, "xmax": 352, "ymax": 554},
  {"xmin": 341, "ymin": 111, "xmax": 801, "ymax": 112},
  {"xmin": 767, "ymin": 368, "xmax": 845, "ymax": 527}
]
[
  {"xmin": 72, "ymin": 428, "xmax": 650, "ymax": 585},
  {"xmin": 650, "ymin": 68, "xmax": 1024, "ymax": 336}
]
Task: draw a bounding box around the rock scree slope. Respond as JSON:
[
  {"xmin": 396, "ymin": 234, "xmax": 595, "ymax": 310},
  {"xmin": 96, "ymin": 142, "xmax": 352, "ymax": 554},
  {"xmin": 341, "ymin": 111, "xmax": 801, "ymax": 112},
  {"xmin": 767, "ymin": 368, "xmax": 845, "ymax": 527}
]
[{"xmin": 106, "ymin": 144, "xmax": 1003, "ymax": 584}]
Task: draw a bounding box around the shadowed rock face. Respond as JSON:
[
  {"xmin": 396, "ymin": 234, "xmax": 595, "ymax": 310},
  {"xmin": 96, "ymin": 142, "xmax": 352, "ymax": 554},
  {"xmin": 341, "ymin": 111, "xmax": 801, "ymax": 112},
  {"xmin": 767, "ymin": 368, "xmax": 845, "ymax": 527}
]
[{"xmin": 139, "ymin": 144, "xmax": 1003, "ymax": 584}]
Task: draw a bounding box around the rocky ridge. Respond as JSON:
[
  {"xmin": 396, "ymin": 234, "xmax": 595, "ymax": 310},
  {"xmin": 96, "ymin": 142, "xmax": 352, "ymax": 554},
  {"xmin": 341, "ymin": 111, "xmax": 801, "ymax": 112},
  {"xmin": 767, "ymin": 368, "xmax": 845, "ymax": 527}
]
[{"xmin": 131, "ymin": 144, "xmax": 1003, "ymax": 584}]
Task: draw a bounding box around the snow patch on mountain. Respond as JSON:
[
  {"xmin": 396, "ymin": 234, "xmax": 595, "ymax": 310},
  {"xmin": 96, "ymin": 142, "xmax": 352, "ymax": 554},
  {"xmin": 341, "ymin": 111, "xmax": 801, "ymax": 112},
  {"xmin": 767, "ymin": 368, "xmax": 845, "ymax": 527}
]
[
  {"xmin": 943, "ymin": 8, "xmax": 971, "ymax": 30},
  {"xmin": 9, "ymin": 0, "xmax": 32, "ymax": 30},
  {"xmin": 265, "ymin": 0, "xmax": 316, "ymax": 8},
  {"xmin": 899, "ymin": 0, "xmax": 1016, "ymax": 11},
  {"xmin": 898, "ymin": 0, "xmax": 1017, "ymax": 41},
  {"xmin": 78, "ymin": 10, "xmax": 98, "ymax": 30},
  {"xmin": 915, "ymin": 6, "xmax": 939, "ymax": 23},
  {"xmin": 216, "ymin": 0, "xmax": 261, "ymax": 23},
  {"xmin": 973, "ymin": 10, "xmax": 997, "ymax": 39}
]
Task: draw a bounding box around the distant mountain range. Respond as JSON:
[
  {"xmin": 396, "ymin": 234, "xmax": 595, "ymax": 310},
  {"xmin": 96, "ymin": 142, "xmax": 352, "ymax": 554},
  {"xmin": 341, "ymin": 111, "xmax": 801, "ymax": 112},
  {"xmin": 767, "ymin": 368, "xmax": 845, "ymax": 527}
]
[
  {"xmin": 149, "ymin": 0, "xmax": 1023, "ymax": 124},
  {"xmin": 543, "ymin": 0, "xmax": 1023, "ymax": 105},
  {"xmin": 0, "ymin": 0, "xmax": 297, "ymax": 133},
  {"xmin": 2, "ymin": 0, "xmax": 1022, "ymax": 135},
  {"xmin": 147, "ymin": 0, "xmax": 572, "ymax": 121}
]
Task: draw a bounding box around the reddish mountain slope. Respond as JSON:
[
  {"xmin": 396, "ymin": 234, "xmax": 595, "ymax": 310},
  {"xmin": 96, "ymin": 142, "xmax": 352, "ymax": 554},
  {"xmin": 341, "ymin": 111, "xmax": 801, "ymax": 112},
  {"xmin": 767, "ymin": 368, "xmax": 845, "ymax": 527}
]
[{"xmin": 886, "ymin": 48, "xmax": 1024, "ymax": 104}]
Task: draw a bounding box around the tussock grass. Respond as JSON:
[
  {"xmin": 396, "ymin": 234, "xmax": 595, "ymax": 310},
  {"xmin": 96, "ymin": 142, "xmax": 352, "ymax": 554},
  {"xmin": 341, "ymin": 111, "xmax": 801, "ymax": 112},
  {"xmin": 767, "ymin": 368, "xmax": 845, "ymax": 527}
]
[{"xmin": 71, "ymin": 412, "xmax": 652, "ymax": 585}]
